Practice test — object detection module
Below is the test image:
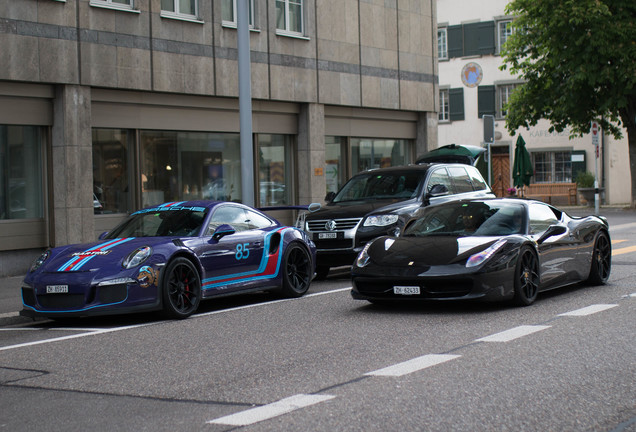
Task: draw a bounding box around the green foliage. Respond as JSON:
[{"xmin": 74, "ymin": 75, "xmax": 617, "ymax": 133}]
[
  {"xmin": 575, "ymin": 171, "xmax": 595, "ymax": 188},
  {"xmin": 500, "ymin": 0, "xmax": 636, "ymax": 139}
]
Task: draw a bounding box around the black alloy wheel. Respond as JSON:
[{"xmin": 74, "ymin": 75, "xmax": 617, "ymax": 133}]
[
  {"xmin": 513, "ymin": 247, "xmax": 540, "ymax": 306},
  {"xmin": 586, "ymin": 231, "xmax": 611, "ymax": 285},
  {"xmin": 162, "ymin": 257, "xmax": 201, "ymax": 319},
  {"xmin": 280, "ymin": 243, "xmax": 312, "ymax": 297}
]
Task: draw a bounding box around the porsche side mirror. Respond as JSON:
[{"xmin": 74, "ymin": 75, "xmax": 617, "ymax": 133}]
[
  {"xmin": 98, "ymin": 231, "xmax": 109, "ymax": 240},
  {"xmin": 537, "ymin": 224, "xmax": 567, "ymax": 244},
  {"xmin": 211, "ymin": 224, "xmax": 236, "ymax": 241}
]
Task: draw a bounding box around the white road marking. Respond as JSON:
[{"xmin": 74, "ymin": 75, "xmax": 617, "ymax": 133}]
[
  {"xmin": 0, "ymin": 312, "xmax": 19, "ymax": 319},
  {"xmin": 558, "ymin": 304, "xmax": 618, "ymax": 317},
  {"xmin": 365, "ymin": 354, "xmax": 461, "ymax": 377},
  {"xmin": 610, "ymin": 222, "xmax": 636, "ymax": 233},
  {"xmin": 475, "ymin": 325, "xmax": 551, "ymax": 343},
  {"xmin": 207, "ymin": 394, "xmax": 335, "ymax": 426}
]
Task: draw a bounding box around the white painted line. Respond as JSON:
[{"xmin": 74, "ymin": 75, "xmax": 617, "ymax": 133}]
[
  {"xmin": 475, "ymin": 325, "xmax": 551, "ymax": 343},
  {"xmin": 0, "ymin": 312, "xmax": 19, "ymax": 319},
  {"xmin": 610, "ymin": 222, "xmax": 636, "ymax": 233},
  {"xmin": 558, "ymin": 304, "xmax": 618, "ymax": 317},
  {"xmin": 208, "ymin": 394, "xmax": 335, "ymax": 426},
  {"xmin": 365, "ymin": 354, "xmax": 461, "ymax": 377}
]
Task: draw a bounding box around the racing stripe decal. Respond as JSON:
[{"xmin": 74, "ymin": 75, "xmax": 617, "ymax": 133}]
[
  {"xmin": 202, "ymin": 228, "xmax": 291, "ymax": 289},
  {"xmin": 57, "ymin": 238, "xmax": 135, "ymax": 272}
]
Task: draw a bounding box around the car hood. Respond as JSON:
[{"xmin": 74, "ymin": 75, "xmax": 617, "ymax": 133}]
[
  {"xmin": 308, "ymin": 199, "xmax": 420, "ymax": 220},
  {"xmin": 40, "ymin": 237, "xmax": 175, "ymax": 273},
  {"xmin": 367, "ymin": 235, "xmax": 499, "ymax": 266}
]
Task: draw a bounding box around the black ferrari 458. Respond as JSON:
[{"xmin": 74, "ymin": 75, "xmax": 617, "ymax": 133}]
[{"xmin": 351, "ymin": 198, "xmax": 611, "ymax": 306}]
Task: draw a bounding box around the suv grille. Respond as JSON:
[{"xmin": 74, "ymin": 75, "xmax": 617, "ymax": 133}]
[{"xmin": 306, "ymin": 218, "xmax": 361, "ymax": 232}]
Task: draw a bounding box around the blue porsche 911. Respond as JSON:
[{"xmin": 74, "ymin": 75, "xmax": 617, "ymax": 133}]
[{"xmin": 21, "ymin": 201, "xmax": 316, "ymax": 319}]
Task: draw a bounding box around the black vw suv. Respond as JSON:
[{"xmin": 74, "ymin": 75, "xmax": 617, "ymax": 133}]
[{"xmin": 301, "ymin": 163, "xmax": 494, "ymax": 279}]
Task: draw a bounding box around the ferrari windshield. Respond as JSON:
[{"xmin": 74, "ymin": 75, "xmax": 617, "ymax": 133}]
[
  {"xmin": 333, "ymin": 171, "xmax": 425, "ymax": 202},
  {"xmin": 105, "ymin": 207, "xmax": 208, "ymax": 239},
  {"xmin": 404, "ymin": 201, "xmax": 525, "ymax": 237}
]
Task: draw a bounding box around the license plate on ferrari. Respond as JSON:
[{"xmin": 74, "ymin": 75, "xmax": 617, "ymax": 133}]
[
  {"xmin": 393, "ymin": 285, "xmax": 420, "ymax": 295},
  {"xmin": 318, "ymin": 232, "xmax": 337, "ymax": 239},
  {"xmin": 46, "ymin": 285, "xmax": 69, "ymax": 294}
]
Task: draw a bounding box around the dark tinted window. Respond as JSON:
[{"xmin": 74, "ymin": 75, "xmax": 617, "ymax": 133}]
[
  {"xmin": 448, "ymin": 166, "xmax": 474, "ymax": 193},
  {"xmin": 426, "ymin": 168, "xmax": 454, "ymax": 194},
  {"xmin": 528, "ymin": 203, "xmax": 559, "ymax": 235},
  {"xmin": 334, "ymin": 171, "xmax": 425, "ymax": 202},
  {"xmin": 466, "ymin": 166, "xmax": 488, "ymax": 191}
]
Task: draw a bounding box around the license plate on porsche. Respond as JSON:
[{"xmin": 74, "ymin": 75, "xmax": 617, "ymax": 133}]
[
  {"xmin": 46, "ymin": 285, "xmax": 69, "ymax": 294},
  {"xmin": 393, "ymin": 285, "xmax": 420, "ymax": 295},
  {"xmin": 318, "ymin": 232, "xmax": 338, "ymax": 239}
]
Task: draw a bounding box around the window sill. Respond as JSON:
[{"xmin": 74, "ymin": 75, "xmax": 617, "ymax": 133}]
[
  {"xmin": 160, "ymin": 11, "xmax": 204, "ymax": 24},
  {"xmin": 221, "ymin": 22, "xmax": 261, "ymax": 32},
  {"xmin": 275, "ymin": 30, "xmax": 310, "ymax": 41},
  {"xmin": 89, "ymin": 1, "xmax": 139, "ymax": 13}
]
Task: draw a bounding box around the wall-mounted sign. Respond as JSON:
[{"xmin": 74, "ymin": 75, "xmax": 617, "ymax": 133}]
[{"xmin": 461, "ymin": 62, "xmax": 483, "ymax": 88}]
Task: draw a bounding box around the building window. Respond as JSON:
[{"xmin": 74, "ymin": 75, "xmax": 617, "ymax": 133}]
[
  {"xmin": 140, "ymin": 131, "xmax": 242, "ymax": 207},
  {"xmin": 325, "ymin": 136, "xmax": 347, "ymax": 195},
  {"xmin": 257, "ymin": 135, "xmax": 293, "ymax": 206},
  {"xmin": 0, "ymin": 125, "xmax": 44, "ymax": 220},
  {"xmin": 497, "ymin": 20, "xmax": 513, "ymax": 53},
  {"xmin": 92, "ymin": 129, "xmax": 133, "ymax": 214},
  {"xmin": 497, "ymin": 84, "xmax": 518, "ymax": 118},
  {"xmin": 438, "ymin": 28, "xmax": 448, "ymax": 60},
  {"xmin": 532, "ymin": 151, "xmax": 572, "ymax": 183},
  {"xmin": 161, "ymin": 0, "xmax": 198, "ymax": 20},
  {"xmin": 91, "ymin": 0, "xmax": 134, "ymax": 9},
  {"xmin": 439, "ymin": 89, "xmax": 450, "ymax": 122},
  {"xmin": 276, "ymin": 0, "xmax": 303, "ymax": 36},
  {"xmin": 222, "ymin": 0, "xmax": 255, "ymax": 27},
  {"xmin": 350, "ymin": 139, "xmax": 412, "ymax": 175}
]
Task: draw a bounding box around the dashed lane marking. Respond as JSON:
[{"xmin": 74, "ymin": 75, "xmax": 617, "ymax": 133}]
[
  {"xmin": 613, "ymin": 245, "xmax": 636, "ymax": 256},
  {"xmin": 365, "ymin": 354, "xmax": 461, "ymax": 377},
  {"xmin": 475, "ymin": 325, "xmax": 551, "ymax": 343},
  {"xmin": 207, "ymin": 394, "xmax": 335, "ymax": 426},
  {"xmin": 558, "ymin": 304, "xmax": 619, "ymax": 317}
]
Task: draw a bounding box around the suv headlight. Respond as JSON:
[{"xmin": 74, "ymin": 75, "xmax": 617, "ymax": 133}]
[
  {"xmin": 123, "ymin": 246, "xmax": 152, "ymax": 269},
  {"xmin": 363, "ymin": 214, "xmax": 399, "ymax": 227}
]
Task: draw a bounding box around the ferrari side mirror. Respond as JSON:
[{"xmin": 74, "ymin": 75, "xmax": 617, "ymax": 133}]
[{"xmin": 537, "ymin": 224, "xmax": 567, "ymax": 244}]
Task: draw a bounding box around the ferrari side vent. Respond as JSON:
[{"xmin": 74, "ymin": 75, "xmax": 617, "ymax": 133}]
[{"xmin": 269, "ymin": 233, "xmax": 281, "ymax": 255}]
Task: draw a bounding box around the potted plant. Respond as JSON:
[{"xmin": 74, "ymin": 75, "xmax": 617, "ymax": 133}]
[{"xmin": 576, "ymin": 171, "xmax": 600, "ymax": 206}]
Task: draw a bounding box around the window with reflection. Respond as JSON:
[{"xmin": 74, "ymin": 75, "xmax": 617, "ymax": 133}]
[
  {"xmin": 0, "ymin": 125, "xmax": 44, "ymax": 220},
  {"xmin": 350, "ymin": 138, "xmax": 412, "ymax": 175},
  {"xmin": 258, "ymin": 134, "xmax": 293, "ymax": 206},
  {"xmin": 92, "ymin": 129, "xmax": 133, "ymax": 214},
  {"xmin": 140, "ymin": 131, "xmax": 242, "ymax": 207},
  {"xmin": 325, "ymin": 136, "xmax": 346, "ymax": 195}
]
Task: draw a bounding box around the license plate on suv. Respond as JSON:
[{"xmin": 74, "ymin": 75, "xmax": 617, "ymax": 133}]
[{"xmin": 318, "ymin": 232, "xmax": 338, "ymax": 239}]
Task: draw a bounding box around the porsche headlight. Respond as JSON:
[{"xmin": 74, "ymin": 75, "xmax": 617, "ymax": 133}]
[
  {"xmin": 466, "ymin": 240, "xmax": 506, "ymax": 268},
  {"xmin": 355, "ymin": 243, "xmax": 373, "ymax": 267},
  {"xmin": 123, "ymin": 246, "xmax": 152, "ymax": 269},
  {"xmin": 363, "ymin": 214, "xmax": 399, "ymax": 227},
  {"xmin": 30, "ymin": 250, "xmax": 51, "ymax": 272}
]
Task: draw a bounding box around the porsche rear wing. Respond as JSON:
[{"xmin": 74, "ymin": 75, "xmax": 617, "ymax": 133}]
[{"xmin": 258, "ymin": 203, "xmax": 322, "ymax": 229}]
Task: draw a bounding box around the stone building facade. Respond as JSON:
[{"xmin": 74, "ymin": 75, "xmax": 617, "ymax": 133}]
[{"xmin": 0, "ymin": 0, "xmax": 438, "ymax": 276}]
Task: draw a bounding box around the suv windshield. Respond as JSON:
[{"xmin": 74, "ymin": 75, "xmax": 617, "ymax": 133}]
[{"xmin": 333, "ymin": 171, "xmax": 425, "ymax": 203}]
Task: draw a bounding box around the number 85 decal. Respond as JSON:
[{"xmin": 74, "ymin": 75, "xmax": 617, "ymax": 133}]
[{"xmin": 235, "ymin": 243, "xmax": 250, "ymax": 260}]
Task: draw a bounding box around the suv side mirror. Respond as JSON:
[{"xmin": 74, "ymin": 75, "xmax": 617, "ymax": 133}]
[
  {"xmin": 324, "ymin": 192, "xmax": 336, "ymax": 202},
  {"xmin": 537, "ymin": 224, "xmax": 567, "ymax": 244},
  {"xmin": 426, "ymin": 184, "xmax": 450, "ymax": 199}
]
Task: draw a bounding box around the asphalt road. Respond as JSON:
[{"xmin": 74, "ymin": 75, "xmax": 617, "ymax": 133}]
[{"xmin": 1, "ymin": 207, "xmax": 635, "ymax": 431}]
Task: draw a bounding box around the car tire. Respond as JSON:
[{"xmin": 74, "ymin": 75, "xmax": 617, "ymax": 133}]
[
  {"xmin": 280, "ymin": 243, "xmax": 312, "ymax": 298},
  {"xmin": 512, "ymin": 246, "xmax": 540, "ymax": 306},
  {"xmin": 161, "ymin": 257, "xmax": 201, "ymax": 319},
  {"xmin": 586, "ymin": 231, "xmax": 611, "ymax": 285},
  {"xmin": 314, "ymin": 265, "xmax": 330, "ymax": 280}
]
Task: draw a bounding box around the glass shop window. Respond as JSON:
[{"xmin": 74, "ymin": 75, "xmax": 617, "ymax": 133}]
[{"xmin": 92, "ymin": 129, "xmax": 133, "ymax": 214}]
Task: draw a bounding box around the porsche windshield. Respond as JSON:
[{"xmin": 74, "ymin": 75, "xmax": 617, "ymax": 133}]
[
  {"xmin": 106, "ymin": 208, "xmax": 208, "ymax": 238},
  {"xmin": 404, "ymin": 201, "xmax": 525, "ymax": 237},
  {"xmin": 333, "ymin": 171, "xmax": 425, "ymax": 202}
]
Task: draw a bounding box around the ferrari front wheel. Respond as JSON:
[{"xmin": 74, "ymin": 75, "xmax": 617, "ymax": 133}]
[
  {"xmin": 161, "ymin": 257, "xmax": 201, "ymax": 319},
  {"xmin": 512, "ymin": 247, "xmax": 539, "ymax": 306},
  {"xmin": 586, "ymin": 231, "xmax": 611, "ymax": 285},
  {"xmin": 280, "ymin": 243, "xmax": 312, "ymax": 298}
]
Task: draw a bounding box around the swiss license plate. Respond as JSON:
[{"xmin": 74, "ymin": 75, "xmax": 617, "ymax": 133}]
[
  {"xmin": 46, "ymin": 285, "xmax": 69, "ymax": 294},
  {"xmin": 318, "ymin": 232, "xmax": 338, "ymax": 239},
  {"xmin": 393, "ymin": 285, "xmax": 420, "ymax": 295}
]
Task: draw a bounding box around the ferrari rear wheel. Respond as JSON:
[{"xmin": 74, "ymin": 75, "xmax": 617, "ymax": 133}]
[
  {"xmin": 513, "ymin": 247, "xmax": 539, "ymax": 306},
  {"xmin": 586, "ymin": 231, "xmax": 611, "ymax": 285},
  {"xmin": 280, "ymin": 243, "xmax": 312, "ymax": 298},
  {"xmin": 162, "ymin": 257, "xmax": 201, "ymax": 319}
]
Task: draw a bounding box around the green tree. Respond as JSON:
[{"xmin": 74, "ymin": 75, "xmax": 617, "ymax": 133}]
[{"xmin": 501, "ymin": 0, "xmax": 636, "ymax": 206}]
